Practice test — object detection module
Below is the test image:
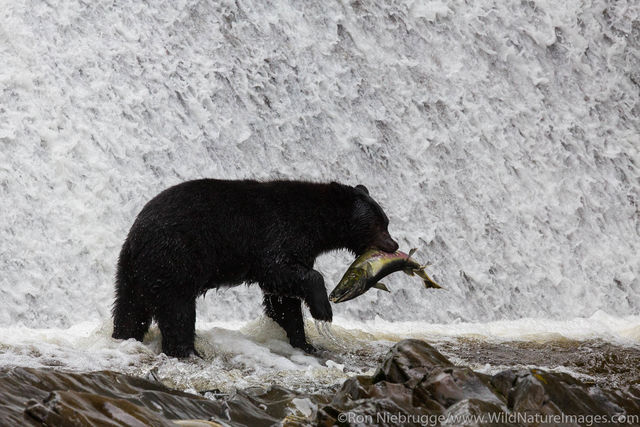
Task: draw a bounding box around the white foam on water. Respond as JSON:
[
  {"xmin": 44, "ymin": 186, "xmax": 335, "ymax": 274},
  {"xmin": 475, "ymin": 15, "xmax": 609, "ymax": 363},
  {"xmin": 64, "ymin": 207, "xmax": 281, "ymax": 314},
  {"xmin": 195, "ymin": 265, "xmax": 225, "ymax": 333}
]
[
  {"xmin": 0, "ymin": 313, "xmax": 637, "ymax": 392},
  {"xmin": 334, "ymin": 310, "xmax": 640, "ymax": 345},
  {"xmin": 0, "ymin": 317, "xmax": 372, "ymax": 392}
]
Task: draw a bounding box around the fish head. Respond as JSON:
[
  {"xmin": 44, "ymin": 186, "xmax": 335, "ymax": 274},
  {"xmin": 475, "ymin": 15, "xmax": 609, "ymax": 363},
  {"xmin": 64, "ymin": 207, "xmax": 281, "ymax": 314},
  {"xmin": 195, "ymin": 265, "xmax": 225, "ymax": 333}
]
[{"xmin": 329, "ymin": 268, "xmax": 369, "ymax": 303}]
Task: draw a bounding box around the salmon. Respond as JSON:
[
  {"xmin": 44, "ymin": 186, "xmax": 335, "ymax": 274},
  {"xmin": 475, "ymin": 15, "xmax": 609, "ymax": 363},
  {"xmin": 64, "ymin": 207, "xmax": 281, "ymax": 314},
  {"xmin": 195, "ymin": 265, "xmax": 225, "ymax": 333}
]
[{"xmin": 329, "ymin": 248, "xmax": 441, "ymax": 303}]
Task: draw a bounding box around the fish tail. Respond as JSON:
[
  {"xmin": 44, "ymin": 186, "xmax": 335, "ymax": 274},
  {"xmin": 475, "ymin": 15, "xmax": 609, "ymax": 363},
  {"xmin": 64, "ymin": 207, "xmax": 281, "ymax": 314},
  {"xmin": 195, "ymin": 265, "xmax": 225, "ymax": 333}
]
[
  {"xmin": 416, "ymin": 269, "xmax": 442, "ymax": 289},
  {"xmin": 423, "ymin": 278, "xmax": 442, "ymax": 289}
]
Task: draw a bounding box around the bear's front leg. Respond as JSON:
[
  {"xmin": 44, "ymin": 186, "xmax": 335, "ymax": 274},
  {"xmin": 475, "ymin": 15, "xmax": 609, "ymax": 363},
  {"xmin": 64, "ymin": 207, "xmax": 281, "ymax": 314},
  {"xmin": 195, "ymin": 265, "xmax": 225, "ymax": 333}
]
[
  {"xmin": 260, "ymin": 264, "xmax": 333, "ymax": 323},
  {"xmin": 262, "ymin": 294, "xmax": 317, "ymax": 353},
  {"xmin": 302, "ymin": 269, "xmax": 333, "ymax": 323}
]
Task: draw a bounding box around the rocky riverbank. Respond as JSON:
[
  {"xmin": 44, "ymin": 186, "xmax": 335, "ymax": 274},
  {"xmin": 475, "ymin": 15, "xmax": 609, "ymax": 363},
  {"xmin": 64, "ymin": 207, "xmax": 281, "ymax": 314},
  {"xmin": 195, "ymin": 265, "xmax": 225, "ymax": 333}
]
[{"xmin": 1, "ymin": 339, "xmax": 639, "ymax": 426}]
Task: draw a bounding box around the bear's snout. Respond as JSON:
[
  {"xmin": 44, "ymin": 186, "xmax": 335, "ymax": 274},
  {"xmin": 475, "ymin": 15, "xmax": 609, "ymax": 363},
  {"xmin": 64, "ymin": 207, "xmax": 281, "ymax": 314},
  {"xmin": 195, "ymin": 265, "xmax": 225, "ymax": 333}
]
[{"xmin": 374, "ymin": 231, "xmax": 399, "ymax": 253}]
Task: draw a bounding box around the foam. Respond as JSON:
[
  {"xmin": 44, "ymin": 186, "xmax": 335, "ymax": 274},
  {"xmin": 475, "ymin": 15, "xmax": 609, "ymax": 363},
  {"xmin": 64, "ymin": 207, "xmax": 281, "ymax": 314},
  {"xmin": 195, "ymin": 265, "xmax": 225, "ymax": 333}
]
[{"xmin": 0, "ymin": 313, "xmax": 637, "ymax": 392}]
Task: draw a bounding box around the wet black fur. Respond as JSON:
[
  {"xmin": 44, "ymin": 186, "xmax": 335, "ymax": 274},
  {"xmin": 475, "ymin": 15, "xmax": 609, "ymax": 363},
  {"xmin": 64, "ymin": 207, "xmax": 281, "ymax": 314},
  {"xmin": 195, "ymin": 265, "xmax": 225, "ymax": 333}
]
[{"xmin": 112, "ymin": 179, "xmax": 398, "ymax": 357}]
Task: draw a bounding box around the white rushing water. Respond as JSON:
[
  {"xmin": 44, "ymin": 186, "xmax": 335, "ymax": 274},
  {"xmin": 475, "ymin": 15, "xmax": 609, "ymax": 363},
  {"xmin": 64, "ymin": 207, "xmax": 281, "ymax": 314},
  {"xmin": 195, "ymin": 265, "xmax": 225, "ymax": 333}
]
[
  {"xmin": 0, "ymin": 313, "xmax": 638, "ymax": 392},
  {"xmin": 1, "ymin": 0, "xmax": 639, "ymax": 390}
]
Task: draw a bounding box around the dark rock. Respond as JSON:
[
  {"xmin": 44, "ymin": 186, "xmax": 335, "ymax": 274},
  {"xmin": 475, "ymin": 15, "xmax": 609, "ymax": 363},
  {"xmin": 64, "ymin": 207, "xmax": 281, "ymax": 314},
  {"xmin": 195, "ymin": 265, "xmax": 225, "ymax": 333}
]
[
  {"xmin": 222, "ymin": 386, "xmax": 331, "ymax": 426},
  {"xmin": 443, "ymin": 399, "xmax": 513, "ymax": 427},
  {"xmin": 3, "ymin": 339, "xmax": 640, "ymax": 426},
  {"xmin": 0, "ymin": 367, "xmax": 224, "ymax": 425},
  {"xmin": 332, "ymin": 376, "xmax": 372, "ymax": 403},
  {"xmin": 335, "ymin": 339, "xmax": 640, "ymax": 427},
  {"xmin": 372, "ymin": 339, "xmax": 452, "ymax": 386},
  {"xmin": 509, "ymin": 373, "xmax": 564, "ymax": 417},
  {"xmin": 507, "ymin": 368, "xmax": 636, "ymax": 420},
  {"xmin": 25, "ymin": 390, "xmax": 177, "ymax": 427},
  {"xmin": 0, "ymin": 367, "xmax": 312, "ymax": 427},
  {"xmin": 417, "ymin": 366, "xmax": 505, "ymax": 409},
  {"xmin": 490, "ymin": 369, "xmax": 517, "ymax": 399},
  {"xmin": 368, "ymin": 381, "xmax": 415, "ymax": 410}
]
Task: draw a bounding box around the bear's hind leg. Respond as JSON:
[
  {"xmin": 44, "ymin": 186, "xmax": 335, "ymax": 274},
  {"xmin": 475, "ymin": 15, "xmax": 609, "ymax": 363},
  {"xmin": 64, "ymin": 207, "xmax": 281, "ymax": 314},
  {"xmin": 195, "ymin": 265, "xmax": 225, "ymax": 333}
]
[
  {"xmin": 155, "ymin": 297, "xmax": 198, "ymax": 358},
  {"xmin": 263, "ymin": 294, "xmax": 316, "ymax": 353},
  {"xmin": 112, "ymin": 283, "xmax": 152, "ymax": 342}
]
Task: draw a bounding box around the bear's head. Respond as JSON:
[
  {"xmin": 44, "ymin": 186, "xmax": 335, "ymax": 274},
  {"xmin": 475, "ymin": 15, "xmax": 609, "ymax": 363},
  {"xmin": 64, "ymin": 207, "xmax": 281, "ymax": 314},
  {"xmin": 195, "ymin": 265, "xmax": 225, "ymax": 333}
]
[{"xmin": 346, "ymin": 184, "xmax": 399, "ymax": 255}]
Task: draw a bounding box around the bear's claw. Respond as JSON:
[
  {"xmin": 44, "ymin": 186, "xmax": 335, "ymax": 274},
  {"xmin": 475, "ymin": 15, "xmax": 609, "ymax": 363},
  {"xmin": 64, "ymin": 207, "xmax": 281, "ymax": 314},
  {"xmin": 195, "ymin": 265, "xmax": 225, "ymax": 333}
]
[
  {"xmin": 306, "ymin": 293, "xmax": 333, "ymax": 322},
  {"xmin": 293, "ymin": 341, "xmax": 318, "ymax": 354}
]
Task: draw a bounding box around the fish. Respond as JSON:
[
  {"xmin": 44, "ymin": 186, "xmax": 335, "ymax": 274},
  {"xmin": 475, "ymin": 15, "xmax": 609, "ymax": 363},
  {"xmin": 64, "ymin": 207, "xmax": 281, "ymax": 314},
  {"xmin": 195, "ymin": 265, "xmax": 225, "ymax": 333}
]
[{"xmin": 329, "ymin": 248, "xmax": 441, "ymax": 303}]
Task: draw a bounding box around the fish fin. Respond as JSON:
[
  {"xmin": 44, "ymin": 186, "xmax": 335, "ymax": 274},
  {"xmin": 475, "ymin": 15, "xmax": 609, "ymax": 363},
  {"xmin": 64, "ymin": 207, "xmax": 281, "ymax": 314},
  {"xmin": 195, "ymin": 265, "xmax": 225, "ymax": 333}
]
[
  {"xmin": 373, "ymin": 283, "xmax": 390, "ymax": 292},
  {"xmin": 403, "ymin": 268, "xmax": 415, "ymax": 276},
  {"xmin": 408, "ymin": 248, "xmax": 417, "ymax": 258}
]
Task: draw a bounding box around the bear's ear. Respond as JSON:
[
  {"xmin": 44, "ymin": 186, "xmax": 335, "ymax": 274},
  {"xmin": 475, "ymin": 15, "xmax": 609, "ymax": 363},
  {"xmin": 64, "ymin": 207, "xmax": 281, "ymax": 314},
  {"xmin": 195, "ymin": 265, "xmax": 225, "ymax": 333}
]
[{"xmin": 355, "ymin": 184, "xmax": 370, "ymax": 195}]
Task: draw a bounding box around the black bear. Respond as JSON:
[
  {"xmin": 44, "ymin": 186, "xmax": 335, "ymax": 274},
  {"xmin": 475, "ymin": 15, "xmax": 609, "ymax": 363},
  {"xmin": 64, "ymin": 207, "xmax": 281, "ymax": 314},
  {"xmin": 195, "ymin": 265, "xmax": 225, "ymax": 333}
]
[{"xmin": 112, "ymin": 179, "xmax": 398, "ymax": 357}]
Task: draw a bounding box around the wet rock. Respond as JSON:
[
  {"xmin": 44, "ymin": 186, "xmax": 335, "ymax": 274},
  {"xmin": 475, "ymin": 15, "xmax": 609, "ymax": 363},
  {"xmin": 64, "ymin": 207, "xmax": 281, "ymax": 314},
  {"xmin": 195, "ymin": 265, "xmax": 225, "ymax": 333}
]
[
  {"xmin": 25, "ymin": 390, "xmax": 176, "ymax": 427},
  {"xmin": 0, "ymin": 367, "xmax": 222, "ymax": 423},
  {"xmin": 506, "ymin": 369, "xmax": 638, "ymax": 419},
  {"xmin": 322, "ymin": 339, "xmax": 640, "ymax": 427},
  {"xmin": 508, "ymin": 373, "xmax": 564, "ymax": 417},
  {"xmin": 368, "ymin": 381, "xmax": 415, "ymax": 410},
  {"xmin": 219, "ymin": 386, "xmax": 331, "ymax": 426},
  {"xmin": 173, "ymin": 421, "xmax": 223, "ymax": 427},
  {"xmin": 490, "ymin": 369, "xmax": 517, "ymax": 398},
  {"xmin": 332, "ymin": 376, "xmax": 372, "ymax": 402},
  {"xmin": 319, "ymin": 398, "xmax": 419, "ymax": 427},
  {"xmin": 0, "ymin": 367, "xmax": 315, "ymax": 427},
  {"xmin": 437, "ymin": 338, "xmax": 640, "ymax": 389},
  {"xmin": 372, "ymin": 339, "xmax": 452, "ymax": 386},
  {"xmin": 443, "ymin": 399, "xmax": 512, "ymax": 427},
  {"xmin": 320, "ymin": 340, "xmax": 497, "ymax": 426},
  {"xmin": 416, "ymin": 366, "xmax": 505, "ymax": 409},
  {"xmin": 2, "ymin": 339, "xmax": 640, "ymax": 426}
]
